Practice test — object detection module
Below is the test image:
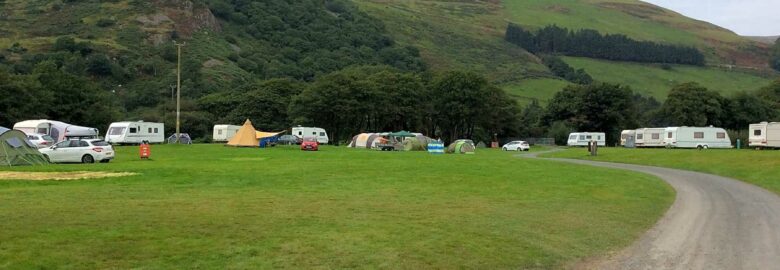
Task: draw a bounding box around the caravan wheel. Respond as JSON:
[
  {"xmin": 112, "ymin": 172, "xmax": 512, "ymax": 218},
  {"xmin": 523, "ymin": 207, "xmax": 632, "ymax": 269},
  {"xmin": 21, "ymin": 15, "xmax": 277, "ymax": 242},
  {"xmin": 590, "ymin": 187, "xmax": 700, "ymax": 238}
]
[{"xmin": 697, "ymin": 145, "xmax": 703, "ymax": 150}]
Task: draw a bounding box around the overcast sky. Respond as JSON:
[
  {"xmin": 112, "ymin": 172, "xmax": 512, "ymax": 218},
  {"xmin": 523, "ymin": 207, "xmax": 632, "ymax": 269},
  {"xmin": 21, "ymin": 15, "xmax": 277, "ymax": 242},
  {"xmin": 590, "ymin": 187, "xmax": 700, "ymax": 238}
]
[{"xmin": 641, "ymin": 0, "xmax": 780, "ymax": 36}]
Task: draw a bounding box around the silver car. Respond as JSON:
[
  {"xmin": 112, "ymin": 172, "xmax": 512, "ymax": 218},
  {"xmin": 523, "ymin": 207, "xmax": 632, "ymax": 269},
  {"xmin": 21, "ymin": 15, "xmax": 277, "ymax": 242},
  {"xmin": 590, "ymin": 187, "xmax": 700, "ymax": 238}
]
[
  {"xmin": 26, "ymin": 133, "xmax": 55, "ymax": 148},
  {"xmin": 39, "ymin": 139, "xmax": 115, "ymax": 163}
]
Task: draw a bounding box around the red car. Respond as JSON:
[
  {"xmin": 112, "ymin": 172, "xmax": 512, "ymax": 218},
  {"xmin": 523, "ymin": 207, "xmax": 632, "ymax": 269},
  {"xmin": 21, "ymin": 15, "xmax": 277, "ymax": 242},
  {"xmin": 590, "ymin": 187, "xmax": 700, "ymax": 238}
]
[{"xmin": 300, "ymin": 137, "xmax": 319, "ymax": 151}]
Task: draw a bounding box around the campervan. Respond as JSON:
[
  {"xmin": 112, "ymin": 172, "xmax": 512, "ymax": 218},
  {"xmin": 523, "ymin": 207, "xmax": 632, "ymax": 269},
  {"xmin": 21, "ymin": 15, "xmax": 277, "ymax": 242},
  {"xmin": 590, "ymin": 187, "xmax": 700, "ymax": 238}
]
[
  {"xmin": 635, "ymin": 128, "xmax": 666, "ymax": 148},
  {"xmin": 749, "ymin": 122, "xmax": 780, "ymax": 149},
  {"xmin": 105, "ymin": 121, "xmax": 165, "ymax": 144},
  {"xmin": 664, "ymin": 126, "xmax": 732, "ymax": 149},
  {"xmin": 292, "ymin": 126, "xmax": 329, "ymax": 144},
  {"xmin": 212, "ymin": 125, "xmax": 241, "ymax": 142},
  {"xmin": 13, "ymin": 120, "xmax": 99, "ymax": 142},
  {"xmin": 567, "ymin": 132, "xmax": 606, "ymax": 147},
  {"xmin": 620, "ymin": 130, "xmax": 635, "ymax": 146}
]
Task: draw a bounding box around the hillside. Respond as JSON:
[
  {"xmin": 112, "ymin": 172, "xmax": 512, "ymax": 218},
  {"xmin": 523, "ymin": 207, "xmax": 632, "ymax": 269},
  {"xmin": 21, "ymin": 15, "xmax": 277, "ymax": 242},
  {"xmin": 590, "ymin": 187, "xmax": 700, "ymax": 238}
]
[{"xmin": 354, "ymin": 0, "xmax": 777, "ymax": 104}]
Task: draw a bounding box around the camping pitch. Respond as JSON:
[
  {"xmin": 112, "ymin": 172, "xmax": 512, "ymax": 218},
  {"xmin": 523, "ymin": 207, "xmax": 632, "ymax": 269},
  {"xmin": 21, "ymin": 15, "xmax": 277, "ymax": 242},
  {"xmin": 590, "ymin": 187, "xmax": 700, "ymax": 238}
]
[{"xmin": 0, "ymin": 126, "xmax": 48, "ymax": 166}]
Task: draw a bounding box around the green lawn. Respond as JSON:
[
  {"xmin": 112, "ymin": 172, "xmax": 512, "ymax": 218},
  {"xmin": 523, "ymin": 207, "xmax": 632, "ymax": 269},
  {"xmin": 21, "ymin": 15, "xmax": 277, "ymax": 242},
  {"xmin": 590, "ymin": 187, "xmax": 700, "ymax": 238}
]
[
  {"xmin": 563, "ymin": 57, "xmax": 773, "ymax": 100},
  {"xmin": 544, "ymin": 147, "xmax": 780, "ymax": 194},
  {"xmin": 0, "ymin": 144, "xmax": 672, "ymax": 268}
]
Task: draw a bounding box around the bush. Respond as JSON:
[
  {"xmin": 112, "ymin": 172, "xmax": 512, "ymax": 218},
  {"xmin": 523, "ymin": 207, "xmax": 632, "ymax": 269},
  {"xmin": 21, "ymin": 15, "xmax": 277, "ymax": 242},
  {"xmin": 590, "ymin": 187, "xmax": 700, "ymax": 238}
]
[
  {"xmin": 96, "ymin": 18, "xmax": 116, "ymax": 27},
  {"xmin": 547, "ymin": 121, "xmax": 573, "ymax": 146}
]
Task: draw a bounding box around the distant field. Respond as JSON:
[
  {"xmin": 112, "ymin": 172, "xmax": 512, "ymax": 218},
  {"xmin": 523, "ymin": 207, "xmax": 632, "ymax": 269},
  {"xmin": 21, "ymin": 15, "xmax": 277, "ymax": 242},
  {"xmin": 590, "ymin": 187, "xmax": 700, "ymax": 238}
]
[
  {"xmin": 544, "ymin": 147, "xmax": 780, "ymax": 194},
  {"xmin": 563, "ymin": 57, "xmax": 774, "ymax": 99},
  {"xmin": 502, "ymin": 78, "xmax": 572, "ymax": 105},
  {"xmin": 0, "ymin": 145, "xmax": 672, "ymax": 268}
]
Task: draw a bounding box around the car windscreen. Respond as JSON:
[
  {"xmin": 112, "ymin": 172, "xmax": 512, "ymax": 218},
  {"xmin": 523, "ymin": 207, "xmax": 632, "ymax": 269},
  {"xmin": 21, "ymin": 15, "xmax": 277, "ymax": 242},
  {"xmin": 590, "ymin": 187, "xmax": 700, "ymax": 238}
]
[
  {"xmin": 109, "ymin": 127, "xmax": 126, "ymax": 135},
  {"xmin": 91, "ymin": 140, "xmax": 110, "ymax": 146}
]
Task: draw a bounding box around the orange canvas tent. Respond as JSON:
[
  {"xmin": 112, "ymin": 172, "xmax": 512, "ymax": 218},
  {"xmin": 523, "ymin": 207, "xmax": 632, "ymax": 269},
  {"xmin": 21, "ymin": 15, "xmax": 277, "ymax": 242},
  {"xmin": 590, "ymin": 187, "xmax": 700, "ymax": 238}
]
[{"xmin": 226, "ymin": 119, "xmax": 260, "ymax": 147}]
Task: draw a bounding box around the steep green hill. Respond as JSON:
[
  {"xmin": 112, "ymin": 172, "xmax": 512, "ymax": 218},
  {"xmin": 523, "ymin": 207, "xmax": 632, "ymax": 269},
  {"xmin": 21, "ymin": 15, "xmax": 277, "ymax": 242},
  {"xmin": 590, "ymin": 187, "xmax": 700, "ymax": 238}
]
[{"xmin": 355, "ymin": 0, "xmax": 777, "ymax": 104}]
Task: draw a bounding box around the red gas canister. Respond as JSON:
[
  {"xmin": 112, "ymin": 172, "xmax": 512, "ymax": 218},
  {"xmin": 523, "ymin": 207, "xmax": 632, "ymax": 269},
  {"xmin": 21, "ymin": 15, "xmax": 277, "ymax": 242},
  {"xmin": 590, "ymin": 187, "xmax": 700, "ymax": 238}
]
[{"xmin": 139, "ymin": 142, "xmax": 151, "ymax": 159}]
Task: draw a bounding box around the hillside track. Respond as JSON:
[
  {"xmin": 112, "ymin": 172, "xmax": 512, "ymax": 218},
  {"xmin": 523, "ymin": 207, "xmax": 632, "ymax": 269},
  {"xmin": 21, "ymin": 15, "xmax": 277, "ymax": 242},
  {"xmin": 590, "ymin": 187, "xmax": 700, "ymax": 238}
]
[{"xmin": 522, "ymin": 151, "xmax": 780, "ymax": 269}]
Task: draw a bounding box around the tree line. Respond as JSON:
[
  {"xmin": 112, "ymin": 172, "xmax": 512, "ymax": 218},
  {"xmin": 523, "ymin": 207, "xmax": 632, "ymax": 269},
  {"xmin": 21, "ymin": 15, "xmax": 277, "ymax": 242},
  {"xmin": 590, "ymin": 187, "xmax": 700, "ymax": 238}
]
[
  {"xmin": 519, "ymin": 79, "xmax": 780, "ymax": 145},
  {"xmin": 772, "ymin": 37, "xmax": 780, "ymax": 72},
  {"xmin": 506, "ymin": 24, "xmax": 705, "ymax": 66}
]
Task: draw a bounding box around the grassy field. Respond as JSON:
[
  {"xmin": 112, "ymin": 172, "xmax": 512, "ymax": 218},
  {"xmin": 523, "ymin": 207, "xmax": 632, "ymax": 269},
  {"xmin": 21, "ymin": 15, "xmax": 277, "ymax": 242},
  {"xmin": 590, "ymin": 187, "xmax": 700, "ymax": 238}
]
[
  {"xmin": 563, "ymin": 57, "xmax": 774, "ymax": 100},
  {"xmin": 0, "ymin": 144, "xmax": 673, "ymax": 268},
  {"xmin": 502, "ymin": 78, "xmax": 573, "ymax": 106},
  {"xmin": 543, "ymin": 147, "xmax": 780, "ymax": 194}
]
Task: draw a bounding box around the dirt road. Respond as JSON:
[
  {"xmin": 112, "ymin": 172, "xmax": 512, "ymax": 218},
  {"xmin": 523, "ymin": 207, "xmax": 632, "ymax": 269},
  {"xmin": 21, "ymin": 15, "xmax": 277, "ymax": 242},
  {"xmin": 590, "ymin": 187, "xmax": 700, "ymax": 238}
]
[{"xmin": 526, "ymin": 152, "xmax": 780, "ymax": 269}]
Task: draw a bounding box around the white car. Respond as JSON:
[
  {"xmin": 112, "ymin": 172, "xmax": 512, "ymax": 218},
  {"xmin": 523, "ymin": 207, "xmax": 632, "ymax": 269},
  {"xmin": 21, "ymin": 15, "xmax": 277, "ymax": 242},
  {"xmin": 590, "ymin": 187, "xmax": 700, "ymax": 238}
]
[
  {"xmin": 39, "ymin": 139, "xmax": 115, "ymax": 163},
  {"xmin": 502, "ymin": 141, "xmax": 530, "ymax": 151},
  {"xmin": 26, "ymin": 133, "xmax": 55, "ymax": 148}
]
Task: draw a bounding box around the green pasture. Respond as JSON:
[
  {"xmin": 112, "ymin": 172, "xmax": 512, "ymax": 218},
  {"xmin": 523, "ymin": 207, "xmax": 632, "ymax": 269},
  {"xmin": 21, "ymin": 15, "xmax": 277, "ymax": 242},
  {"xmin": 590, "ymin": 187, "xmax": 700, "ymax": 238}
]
[{"xmin": 0, "ymin": 144, "xmax": 672, "ymax": 269}]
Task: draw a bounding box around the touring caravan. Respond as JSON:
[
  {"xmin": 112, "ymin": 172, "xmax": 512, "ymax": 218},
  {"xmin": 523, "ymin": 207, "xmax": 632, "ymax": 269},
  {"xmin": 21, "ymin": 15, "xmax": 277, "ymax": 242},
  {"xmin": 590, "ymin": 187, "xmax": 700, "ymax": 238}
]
[
  {"xmin": 635, "ymin": 128, "xmax": 666, "ymax": 148},
  {"xmin": 567, "ymin": 132, "xmax": 606, "ymax": 147},
  {"xmin": 106, "ymin": 121, "xmax": 165, "ymax": 144},
  {"xmin": 13, "ymin": 120, "xmax": 99, "ymax": 142},
  {"xmin": 749, "ymin": 122, "xmax": 780, "ymax": 149},
  {"xmin": 664, "ymin": 126, "xmax": 732, "ymax": 149},
  {"xmin": 292, "ymin": 126, "xmax": 329, "ymax": 144},
  {"xmin": 212, "ymin": 125, "xmax": 241, "ymax": 142},
  {"xmin": 620, "ymin": 130, "xmax": 635, "ymax": 147}
]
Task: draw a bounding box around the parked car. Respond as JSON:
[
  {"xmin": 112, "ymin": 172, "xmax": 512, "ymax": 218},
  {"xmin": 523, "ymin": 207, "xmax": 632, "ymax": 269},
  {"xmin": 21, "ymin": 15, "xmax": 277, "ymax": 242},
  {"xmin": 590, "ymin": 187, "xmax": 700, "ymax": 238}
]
[
  {"xmin": 300, "ymin": 136, "xmax": 319, "ymax": 151},
  {"xmin": 26, "ymin": 133, "xmax": 55, "ymax": 148},
  {"xmin": 278, "ymin": 135, "xmax": 301, "ymax": 145},
  {"xmin": 39, "ymin": 139, "xmax": 115, "ymax": 163},
  {"xmin": 503, "ymin": 141, "xmax": 530, "ymax": 151}
]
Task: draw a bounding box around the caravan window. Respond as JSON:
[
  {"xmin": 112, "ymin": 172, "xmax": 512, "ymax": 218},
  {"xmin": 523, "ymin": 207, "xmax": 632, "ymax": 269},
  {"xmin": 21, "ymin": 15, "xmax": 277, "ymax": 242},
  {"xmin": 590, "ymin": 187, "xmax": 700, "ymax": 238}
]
[
  {"xmin": 754, "ymin": 130, "xmax": 762, "ymax": 136},
  {"xmin": 129, "ymin": 127, "xmax": 137, "ymax": 134},
  {"xmin": 298, "ymin": 131, "xmax": 302, "ymax": 136},
  {"xmin": 312, "ymin": 132, "xmax": 317, "ymax": 135},
  {"xmin": 154, "ymin": 128, "xmax": 159, "ymax": 133},
  {"xmin": 668, "ymin": 132, "xmax": 673, "ymax": 138},
  {"xmin": 320, "ymin": 132, "xmax": 326, "ymax": 136},
  {"xmin": 694, "ymin": 132, "xmax": 704, "ymax": 139},
  {"xmin": 218, "ymin": 130, "xmax": 223, "ymax": 135},
  {"xmin": 717, "ymin": 132, "xmax": 726, "ymax": 139},
  {"xmin": 579, "ymin": 135, "xmax": 585, "ymax": 140},
  {"xmin": 37, "ymin": 128, "xmax": 47, "ymax": 134},
  {"xmin": 586, "ymin": 135, "xmax": 592, "ymax": 140},
  {"xmin": 597, "ymin": 136, "xmax": 602, "ymax": 140},
  {"xmin": 637, "ymin": 134, "xmax": 643, "ymax": 140},
  {"xmin": 148, "ymin": 128, "xmax": 152, "ymax": 133},
  {"xmin": 652, "ymin": 133, "xmax": 660, "ymax": 140},
  {"xmin": 109, "ymin": 127, "xmax": 125, "ymax": 135}
]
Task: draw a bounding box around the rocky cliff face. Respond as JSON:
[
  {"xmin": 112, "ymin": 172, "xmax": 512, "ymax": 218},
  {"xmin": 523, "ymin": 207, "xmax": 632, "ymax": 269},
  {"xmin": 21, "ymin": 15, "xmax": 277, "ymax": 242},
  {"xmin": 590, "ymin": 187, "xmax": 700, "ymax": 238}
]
[{"xmin": 138, "ymin": 0, "xmax": 221, "ymax": 45}]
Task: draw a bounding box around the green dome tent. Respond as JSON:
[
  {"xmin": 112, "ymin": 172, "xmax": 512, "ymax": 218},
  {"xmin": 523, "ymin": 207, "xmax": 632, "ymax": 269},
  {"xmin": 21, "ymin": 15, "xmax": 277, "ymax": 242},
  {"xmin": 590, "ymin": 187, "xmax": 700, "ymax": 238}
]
[
  {"xmin": 0, "ymin": 127, "xmax": 48, "ymax": 166},
  {"xmin": 446, "ymin": 139, "xmax": 476, "ymax": 154}
]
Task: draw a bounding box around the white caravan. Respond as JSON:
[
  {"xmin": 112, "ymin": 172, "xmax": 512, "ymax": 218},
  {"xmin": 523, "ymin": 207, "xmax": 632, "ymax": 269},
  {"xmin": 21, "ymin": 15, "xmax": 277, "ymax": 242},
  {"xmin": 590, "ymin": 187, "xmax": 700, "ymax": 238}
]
[
  {"xmin": 212, "ymin": 125, "xmax": 241, "ymax": 142},
  {"xmin": 292, "ymin": 126, "xmax": 329, "ymax": 144},
  {"xmin": 749, "ymin": 122, "xmax": 780, "ymax": 149},
  {"xmin": 106, "ymin": 121, "xmax": 165, "ymax": 144},
  {"xmin": 620, "ymin": 130, "xmax": 635, "ymax": 146},
  {"xmin": 567, "ymin": 132, "xmax": 606, "ymax": 147},
  {"xmin": 663, "ymin": 126, "xmax": 732, "ymax": 149},
  {"xmin": 13, "ymin": 119, "xmax": 99, "ymax": 142},
  {"xmin": 635, "ymin": 128, "xmax": 666, "ymax": 148}
]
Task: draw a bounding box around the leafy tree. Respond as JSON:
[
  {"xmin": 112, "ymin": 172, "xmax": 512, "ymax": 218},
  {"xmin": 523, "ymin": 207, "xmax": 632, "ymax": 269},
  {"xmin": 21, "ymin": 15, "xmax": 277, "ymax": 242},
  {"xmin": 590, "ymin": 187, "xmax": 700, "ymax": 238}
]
[
  {"xmin": 725, "ymin": 91, "xmax": 777, "ymax": 129},
  {"xmin": 518, "ymin": 99, "xmax": 546, "ymax": 137},
  {"xmin": 659, "ymin": 82, "xmax": 726, "ymax": 127},
  {"xmin": 545, "ymin": 83, "xmax": 636, "ymax": 144},
  {"xmin": 541, "ymin": 55, "xmax": 592, "ymax": 84},
  {"xmin": 0, "ymin": 70, "xmax": 50, "ymax": 127}
]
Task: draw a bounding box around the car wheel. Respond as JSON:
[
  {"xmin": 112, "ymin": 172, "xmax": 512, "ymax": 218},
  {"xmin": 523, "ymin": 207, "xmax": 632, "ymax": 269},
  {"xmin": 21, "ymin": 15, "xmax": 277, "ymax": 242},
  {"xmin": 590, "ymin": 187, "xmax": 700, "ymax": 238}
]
[
  {"xmin": 502, "ymin": 147, "xmax": 507, "ymax": 151},
  {"xmin": 516, "ymin": 148, "xmax": 522, "ymax": 151},
  {"xmin": 82, "ymin": 155, "xmax": 95, "ymax": 164}
]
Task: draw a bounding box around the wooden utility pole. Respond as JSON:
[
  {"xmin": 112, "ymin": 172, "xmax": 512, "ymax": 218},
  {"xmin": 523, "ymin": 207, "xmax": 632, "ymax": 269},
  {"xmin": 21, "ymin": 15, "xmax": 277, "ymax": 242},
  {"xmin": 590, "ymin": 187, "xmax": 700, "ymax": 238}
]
[{"xmin": 174, "ymin": 41, "xmax": 184, "ymax": 143}]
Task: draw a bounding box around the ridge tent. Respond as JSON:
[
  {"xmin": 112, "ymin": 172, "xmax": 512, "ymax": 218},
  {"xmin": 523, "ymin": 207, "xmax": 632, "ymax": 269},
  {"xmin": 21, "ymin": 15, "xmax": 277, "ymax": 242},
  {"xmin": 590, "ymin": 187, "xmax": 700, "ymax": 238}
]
[
  {"xmin": 226, "ymin": 119, "xmax": 260, "ymax": 147},
  {"xmin": 0, "ymin": 126, "xmax": 48, "ymax": 166},
  {"xmin": 447, "ymin": 139, "xmax": 476, "ymax": 154}
]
